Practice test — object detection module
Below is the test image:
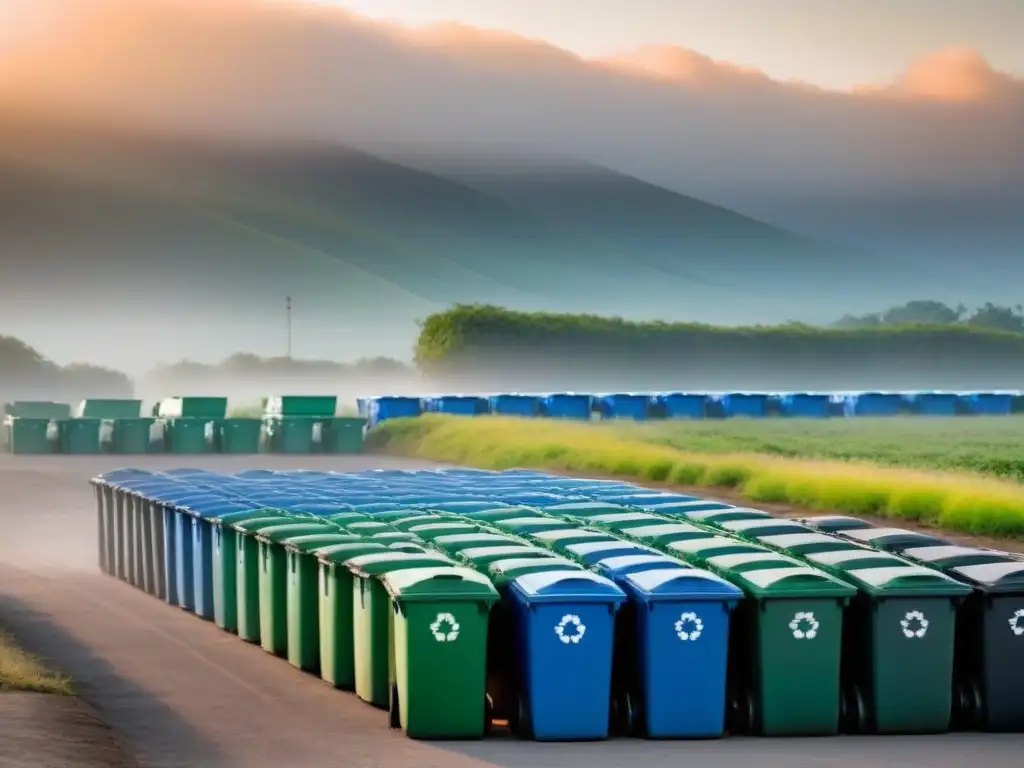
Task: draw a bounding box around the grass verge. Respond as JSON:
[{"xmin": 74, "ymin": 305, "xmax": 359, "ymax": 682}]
[
  {"xmin": 368, "ymin": 415, "xmax": 1024, "ymax": 539},
  {"xmin": 0, "ymin": 631, "xmax": 72, "ymax": 694}
]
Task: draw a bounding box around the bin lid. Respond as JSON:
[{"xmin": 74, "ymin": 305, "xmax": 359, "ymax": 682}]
[
  {"xmin": 901, "ymin": 545, "xmax": 1009, "ymax": 566},
  {"xmin": 835, "ymin": 565, "xmax": 972, "ymax": 597},
  {"xmin": 540, "ymin": 502, "xmax": 632, "ymax": 516},
  {"xmin": 389, "ymin": 542, "xmax": 430, "ymax": 553},
  {"xmin": 530, "ymin": 528, "xmax": 610, "ymax": 543},
  {"xmin": 758, "ymin": 532, "xmax": 857, "ymax": 550},
  {"xmin": 209, "ymin": 508, "xmax": 280, "ymax": 525},
  {"xmin": 564, "ymin": 540, "xmax": 655, "ymax": 557},
  {"xmin": 488, "ymin": 556, "xmax": 579, "ymax": 576},
  {"xmin": 496, "ymin": 517, "xmax": 565, "ymax": 528},
  {"xmin": 684, "ymin": 508, "xmax": 771, "ymax": 522},
  {"xmin": 705, "ymin": 552, "xmax": 800, "ymax": 571},
  {"xmin": 719, "ymin": 518, "xmax": 813, "ymax": 535},
  {"xmin": 407, "ymin": 522, "xmax": 480, "ymax": 534},
  {"xmin": 666, "ymin": 536, "xmax": 750, "ymax": 554},
  {"xmin": 345, "ymin": 521, "xmax": 394, "ymax": 532},
  {"xmin": 346, "ymin": 550, "xmax": 454, "ymax": 576},
  {"xmin": 725, "ymin": 566, "xmax": 856, "ymax": 599},
  {"xmin": 256, "ymin": 522, "xmax": 335, "ymax": 542},
  {"xmin": 509, "ymin": 570, "xmax": 626, "ymax": 604},
  {"xmin": 323, "ymin": 512, "xmax": 368, "ymax": 523},
  {"xmin": 804, "ymin": 548, "xmax": 905, "ymax": 567},
  {"xmin": 391, "ymin": 514, "xmax": 449, "ymax": 528},
  {"xmin": 284, "ymin": 532, "xmax": 357, "ymax": 552},
  {"xmin": 587, "ymin": 512, "xmax": 664, "ymax": 524},
  {"xmin": 622, "ymin": 522, "xmax": 706, "ymax": 539},
  {"xmin": 381, "ymin": 566, "xmax": 499, "ymax": 604},
  {"xmin": 230, "ymin": 515, "xmax": 295, "ymax": 533},
  {"xmin": 622, "ymin": 567, "xmax": 743, "ymax": 602},
  {"xmin": 433, "ymin": 532, "xmax": 518, "ymax": 547},
  {"xmin": 949, "ymin": 561, "xmax": 1024, "ymax": 592},
  {"xmin": 794, "ymin": 515, "xmax": 873, "ymax": 530},
  {"xmin": 316, "ymin": 541, "xmax": 388, "ymax": 563},
  {"xmin": 594, "ymin": 553, "xmax": 690, "ymax": 575},
  {"xmin": 460, "ymin": 545, "xmax": 549, "ymax": 560},
  {"xmin": 841, "ymin": 527, "xmax": 949, "ymax": 548}
]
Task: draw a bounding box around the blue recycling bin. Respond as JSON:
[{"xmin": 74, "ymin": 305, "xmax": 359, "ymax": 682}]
[
  {"xmin": 540, "ymin": 393, "xmax": 592, "ymax": 420},
  {"xmin": 191, "ymin": 513, "xmax": 216, "ymax": 620},
  {"xmin": 596, "ymin": 394, "xmax": 651, "ymax": 421},
  {"xmin": 490, "ymin": 394, "xmax": 540, "ymax": 417},
  {"xmin": 655, "ymin": 392, "xmax": 707, "ymax": 419},
  {"xmin": 174, "ymin": 506, "xmax": 195, "ymax": 610},
  {"xmin": 844, "ymin": 392, "xmax": 902, "ymax": 416},
  {"xmin": 906, "ymin": 391, "xmax": 957, "ymax": 416},
  {"xmin": 720, "ymin": 393, "xmax": 768, "ymax": 418},
  {"xmin": 367, "ymin": 396, "xmax": 422, "ymax": 426},
  {"xmin": 508, "ymin": 570, "xmax": 627, "ymax": 741},
  {"xmin": 426, "ymin": 395, "xmax": 487, "ymax": 416},
  {"xmin": 614, "ymin": 567, "xmax": 742, "ymax": 738},
  {"xmin": 960, "ymin": 392, "xmax": 1013, "ymax": 415},
  {"xmin": 778, "ymin": 393, "xmax": 830, "ymax": 418},
  {"xmin": 562, "ymin": 539, "xmax": 657, "ymax": 566}
]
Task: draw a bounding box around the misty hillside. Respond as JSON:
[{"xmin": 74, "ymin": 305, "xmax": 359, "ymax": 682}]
[{"xmin": 0, "ymin": 119, "xmax": 912, "ymax": 370}]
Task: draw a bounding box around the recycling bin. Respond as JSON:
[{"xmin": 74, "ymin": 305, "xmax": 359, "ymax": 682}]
[
  {"xmin": 824, "ymin": 561, "xmax": 971, "ymax": 734},
  {"xmin": 405, "ymin": 522, "xmax": 483, "ymax": 541},
  {"xmin": 458, "ymin": 545, "xmax": 558, "ymax": 571},
  {"xmin": 714, "ymin": 559, "xmax": 855, "ymax": 736},
  {"xmin": 257, "ymin": 522, "xmax": 338, "ymax": 655},
  {"xmin": 219, "ymin": 418, "xmax": 262, "ymax": 454},
  {"xmin": 617, "ymin": 522, "xmax": 713, "ymax": 550},
  {"xmin": 366, "ymin": 510, "xmax": 429, "ymax": 525},
  {"xmin": 210, "ymin": 508, "xmax": 281, "ymax": 632},
  {"xmin": 901, "ymin": 545, "xmax": 1014, "ymax": 570},
  {"xmin": 382, "ymin": 566, "xmax": 500, "ymax": 739},
  {"xmin": 682, "ymin": 507, "xmax": 772, "ymax": 525},
  {"xmin": 758, "ymin": 532, "xmax": 870, "ymax": 557},
  {"xmin": 347, "ymin": 551, "xmax": 455, "ymax": 707},
  {"xmin": 60, "ymin": 418, "xmax": 103, "ymax": 454},
  {"xmin": 344, "ymin": 521, "xmax": 396, "ymax": 538},
  {"xmin": 91, "ymin": 479, "xmax": 112, "ymax": 574},
  {"xmin": 666, "ymin": 536, "xmax": 768, "ymax": 566},
  {"xmin": 562, "ymin": 540, "xmax": 657, "ymax": 566},
  {"xmin": 492, "ymin": 517, "xmax": 573, "ymax": 536},
  {"xmin": 919, "ymin": 557, "xmax": 1024, "ymax": 732},
  {"xmin": 791, "ymin": 515, "xmax": 874, "ymax": 533},
  {"xmin": 528, "ymin": 528, "xmax": 622, "ymax": 555},
  {"xmin": 285, "ymin": 532, "xmax": 360, "ymax": 671},
  {"xmin": 431, "ymin": 532, "xmax": 522, "ymax": 557},
  {"xmin": 582, "ymin": 512, "xmax": 666, "ymax": 531},
  {"xmin": 233, "ymin": 516, "xmax": 302, "ymax": 642},
  {"xmin": 613, "ymin": 566, "xmax": 742, "ymax": 738},
  {"xmin": 487, "ymin": 557, "xmax": 584, "ymax": 588},
  {"xmin": 837, "ymin": 527, "xmax": 952, "ymax": 554},
  {"xmin": 111, "ymin": 418, "xmax": 158, "ymax": 454},
  {"xmin": 716, "ymin": 518, "xmax": 817, "ymax": 540},
  {"xmin": 323, "ymin": 417, "xmax": 365, "ymax": 454},
  {"xmin": 191, "ymin": 510, "xmax": 217, "ymax": 620},
  {"xmin": 317, "ymin": 541, "xmax": 390, "ymax": 688},
  {"xmin": 507, "ymin": 570, "xmax": 627, "ymax": 740},
  {"xmin": 538, "ymin": 501, "xmax": 635, "ymax": 519},
  {"xmin": 428, "ymin": 501, "xmax": 512, "ymax": 517}
]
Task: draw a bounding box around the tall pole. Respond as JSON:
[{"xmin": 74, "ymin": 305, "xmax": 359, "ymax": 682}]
[{"xmin": 286, "ymin": 295, "xmax": 292, "ymax": 358}]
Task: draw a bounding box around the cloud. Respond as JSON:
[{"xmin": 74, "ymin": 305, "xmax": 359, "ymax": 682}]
[{"xmin": 0, "ymin": 0, "xmax": 1020, "ymax": 202}]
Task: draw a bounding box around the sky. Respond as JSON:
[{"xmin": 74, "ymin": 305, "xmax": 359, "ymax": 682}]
[{"xmin": 325, "ymin": 0, "xmax": 1024, "ymax": 90}]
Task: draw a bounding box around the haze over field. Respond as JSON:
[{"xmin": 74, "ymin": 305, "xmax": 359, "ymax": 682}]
[{"xmin": 0, "ymin": 0, "xmax": 1021, "ymax": 371}]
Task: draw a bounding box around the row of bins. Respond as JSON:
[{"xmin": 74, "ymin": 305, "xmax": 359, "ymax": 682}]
[{"xmin": 91, "ymin": 467, "xmax": 1024, "ymax": 741}]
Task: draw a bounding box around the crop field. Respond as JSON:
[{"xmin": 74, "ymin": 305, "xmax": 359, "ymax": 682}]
[
  {"xmin": 615, "ymin": 416, "xmax": 1024, "ymax": 482},
  {"xmin": 371, "ymin": 415, "xmax": 1024, "ymax": 539}
]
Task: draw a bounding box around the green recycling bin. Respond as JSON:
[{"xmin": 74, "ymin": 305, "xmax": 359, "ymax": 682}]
[
  {"xmin": 431, "ymin": 532, "xmax": 523, "ymax": 558},
  {"xmin": 491, "ymin": 516, "xmax": 572, "ymax": 536},
  {"xmin": 382, "ymin": 566, "xmax": 499, "ymax": 739},
  {"xmin": 617, "ymin": 521, "xmax": 712, "ymax": 549},
  {"xmin": 233, "ymin": 516, "xmax": 297, "ymax": 642},
  {"xmin": 458, "ymin": 545, "xmax": 559, "ymax": 571},
  {"xmin": 165, "ymin": 418, "xmax": 215, "ymax": 454},
  {"xmin": 683, "ymin": 507, "xmax": 773, "ymax": 526},
  {"xmin": 757, "ymin": 532, "xmax": 870, "ymax": 558},
  {"xmin": 389, "ymin": 514, "xmax": 452, "ymax": 532},
  {"xmin": 323, "ymin": 417, "xmax": 365, "ymax": 454},
  {"xmin": 111, "ymin": 418, "xmax": 158, "ymax": 454},
  {"xmin": 791, "ymin": 515, "xmax": 874, "ymax": 533},
  {"xmin": 4, "ymin": 417, "xmax": 55, "ymax": 454},
  {"xmin": 210, "ymin": 509, "xmax": 283, "ymax": 632},
  {"xmin": 665, "ymin": 535, "xmax": 763, "ymax": 566},
  {"xmin": 256, "ymin": 522, "xmax": 337, "ymax": 655},
  {"xmin": 346, "ymin": 551, "xmax": 454, "ymax": 708},
  {"xmin": 317, "ymin": 541, "xmax": 391, "ymax": 689},
  {"xmin": 267, "ymin": 417, "xmax": 319, "ymax": 454},
  {"xmin": 460, "ymin": 506, "xmax": 545, "ymax": 523},
  {"xmin": 219, "ymin": 418, "xmax": 262, "ymax": 454},
  {"xmin": 803, "ymin": 550, "xmax": 971, "ymax": 734},
  {"xmin": 711, "ymin": 556, "xmax": 855, "ymax": 736},
  {"xmin": 370, "ymin": 531, "xmax": 421, "ymax": 545},
  {"xmin": 538, "ymin": 501, "xmax": 635, "ymax": 519},
  {"xmin": 527, "ymin": 527, "xmax": 625, "ymax": 555},
  {"xmin": 486, "ymin": 556, "xmax": 584, "ymax": 588},
  {"xmin": 345, "ymin": 520, "xmax": 397, "ymax": 538},
  {"xmin": 285, "ymin": 532, "xmax": 362, "ymax": 672},
  {"xmin": 61, "ymin": 418, "xmax": 103, "ymax": 454},
  {"xmin": 405, "ymin": 521, "xmax": 484, "ymax": 541}
]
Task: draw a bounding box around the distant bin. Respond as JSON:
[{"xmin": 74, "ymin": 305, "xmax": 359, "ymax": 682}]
[
  {"xmin": 75, "ymin": 399, "xmax": 142, "ymax": 419},
  {"xmin": 382, "ymin": 566, "xmax": 499, "ymax": 739},
  {"xmin": 960, "ymin": 392, "xmax": 1013, "ymax": 416},
  {"xmin": 264, "ymin": 395, "xmax": 337, "ymax": 417},
  {"xmin": 368, "ymin": 396, "xmax": 422, "ymax": 426},
  {"xmin": 712, "ymin": 559, "xmax": 855, "ymax": 736},
  {"xmin": 613, "ymin": 567, "xmax": 742, "ymax": 738},
  {"xmin": 426, "ymin": 395, "xmax": 487, "ymax": 416},
  {"xmin": 540, "ymin": 393, "xmax": 592, "ymax": 420},
  {"xmin": 595, "ymin": 393, "xmax": 651, "ymax": 421},
  {"xmin": 60, "ymin": 418, "xmax": 103, "ymax": 454},
  {"xmin": 720, "ymin": 393, "xmax": 768, "ymax": 418},
  {"xmin": 111, "ymin": 418, "xmax": 159, "ymax": 454},
  {"xmin": 837, "ymin": 527, "xmax": 952, "ymax": 553},
  {"xmin": 616, "ymin": 522, "xmax": 713, "ymax": 550},
  {"xmin": 406, "ymin": 522, "xmax": 483, "ymax": 541},
  {"xmin": 791, "ymin": 515, "xmax": 874, "ymax": 533},
  {"xmin": 507, "ymin": 570, "xmax": 626, "ymax": 740},
  {"xmin": 431, "ymin": 532, "xmax": 523, "ymax": 557},
  {"xmin": 489, "ymin": 394, "xmax": 539, "ymax": 417},
  {"xmin": 778, "ymin": 393, "xmax": 830, "ymax": 418},
  {"xmin": 323, "ymin": 417, "xmax": 365, "ymax": 454},
  {"xmin": 655, "ymin": 392, "xmax": 707, "ymax": 420},
  {"xmin": 219, "ymin": 418, "xmax": 262, "ymax": 454},
  {"xmin": 233, "ymin": 516, "xmax": 301, "ymax": 642},
  {"xmin": 4, "ymin": 417, "xmax": 55, "ymax": 454},
  {"xmin": 347, "ymin": 551, "xmax": 455, "ymax": 707},
  {"xmin": 905, "ymin": 391, "xmax": 958, "ymax": 416},
  {"xmin": 317, "ymin": 542, "xmax": 390, "ymax": 689},
  {"xmin": 458, "ymin": 545, "xmax": 559, "ymax": 571},
  {"xmin": 165, "ymin": 418, "xmax": 216, "ymax": 454},
  {"xmin": 844, "ymin": 392, "xmax": 902, "ymax": 417},
  {"xmin": 210, "ymin": 508, "xmax": 281, "ymax": 632}
]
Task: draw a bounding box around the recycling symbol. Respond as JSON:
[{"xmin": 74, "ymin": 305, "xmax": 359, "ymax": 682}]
[
  {"xmin": 554, "ymin": 614, "xmax": 587, "ymax": 645},
  {"xmin": 789, "ymin": 611, "xmax": 819, "ymax": 640},
  {"xmin": 429, "ymin": 612, "xmax": 460, "ymax": 643},
  {"xmin": 1009, "ymin": 609, "xmax": 1024, "ymax": 637},
  {"xmin": 900, "ymin": 610, "xmax": 929, "ymax": 639},
  {"xmin": 674, "ymin": 611, "xmax": 703, "ymax": 641}
]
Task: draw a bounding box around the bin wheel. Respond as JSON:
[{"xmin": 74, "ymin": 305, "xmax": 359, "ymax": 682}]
[
  {"xmin": 624, "ymin": 691, "xmax": 642, "ymax": 738},
  {"xmin": 840, "ymin": 683, "xmax": 868, "ymax": 734},
  {"xmin": 388, "ymin": 682, "xmax": 401, "ymax": 730},
  {"xmin": 727, "ymin": 688, "xmax": 755, "ymax": 735},
  {"xmin": 514, "ymin": 693, "xmax": 534, "ymax": 740},
  {"xmin": 952, "ymin": 678, "xmax": 983, "ymax": 731}
]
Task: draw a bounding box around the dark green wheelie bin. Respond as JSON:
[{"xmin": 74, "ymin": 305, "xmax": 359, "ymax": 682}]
[
  {"xmin": 323, "ymin": 416, "xmax": 365, "ymax": 454},
  {"xmin": 211, "ymin": 509, "xmax": 283, "ymax": 632},
  {"xmin": 665, "ymin": 535, "xmax": 764, "ymax": 566},
  {"xmin": 757, "ymin": 531, "xmax": 871, "ymax": 558},
  {"xmin": 61, "ymin": 418, "xmax": 103, "ymax": 454},
  {"xmin": 708, "ymin": 555, "xmax": 855, "ymax": 736},
  {"xmin": 256, "ymin": 521, "xmax": 338, "ymax": 656},
  {"xmin": 791, "ymin": 515, "xmax": 875, "ymax": 533},
  {"xmin": 285, "ymin": 532, "xmax": 363, "ymax": 672},
  {"xmin": 490, "ymin": 516, "xmax": 574, "ymax": 536},
  {"xmin": 111, "ymin": 418, "xmax": 159, "ymax": 454},
  {"xmin": 836, "ymin": 526, "xmax": 952, "ymax": 554},
  {"xmin": 900, "ymin": 550, "xmax": 1024, "ymax": 732},
  {"xmin": 382, "ymin": 566, "xmax": 499, "ymax": 739},
  {"xmin": 219, "ymin": 418, "xmax": 262, "ymax": 454},
  {"xmin": 317, "ymin": 541, "xmax": 390, "ymax": 689},
  {"xmin": 347, "ymin": 551, "xmax": 454, "ymax": 708},
  {"xmin": 233, "ymin": 516, "xmax": 297, "ymax": 642}
]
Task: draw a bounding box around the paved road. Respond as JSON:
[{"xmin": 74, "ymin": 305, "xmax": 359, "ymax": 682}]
[{"xmin": 0, "ymin": 454, "xmax": 1021, "ymax": 768}]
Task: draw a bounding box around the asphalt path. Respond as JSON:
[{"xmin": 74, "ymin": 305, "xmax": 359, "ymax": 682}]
[{"xmin": 0, "ymin": 454, "xmax": 1020, "ymax": 767}]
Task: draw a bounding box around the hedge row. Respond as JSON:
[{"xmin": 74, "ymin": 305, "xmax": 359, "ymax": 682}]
[
  {"xmin": 369, "ymin": 415, "xmax": 1024, "ymax": 539},
  {"xmin": 414, "ymin": 305, "xmax": 1024, "ymax": 390}
]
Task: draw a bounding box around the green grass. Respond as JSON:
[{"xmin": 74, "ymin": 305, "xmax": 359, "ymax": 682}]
[
  {"xmin": 0, "ymin": 631, "xmax": 72, "ymax": 694},
  {"xmin": 369, "ymin": 415, "xmax": 1024, "ymax": 539},
  {"xmin": 615, "ymin": 416, "xmax": 1024, "ymax": 482}
]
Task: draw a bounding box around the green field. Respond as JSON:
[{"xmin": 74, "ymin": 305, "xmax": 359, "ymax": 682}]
[{"xmin": 615, "ymin": 416, "xmax": 1024, "ymax": 482}]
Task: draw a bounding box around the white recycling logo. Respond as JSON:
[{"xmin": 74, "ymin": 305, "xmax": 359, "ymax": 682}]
[
  {"xmin": 554, "ymin": 614, "xmax": 587, "ymax": 645},
  {"xmin": 1009, "ymin": 609, "xmax": 1024, "ymax": 637},
  {"xmin": 900, "ymin": 610, "xmax": 929, "ymax": 639},
  {"xmin": 429, "ymin": 612, "xmax": 460, "ymax": 643},
  {"xmin": 674, "ymin": 611, "xmax": 704, "ymax": 641},
  {"xmin": 789, "ymin": 611, "xmax": 819, "ymax": 640}
]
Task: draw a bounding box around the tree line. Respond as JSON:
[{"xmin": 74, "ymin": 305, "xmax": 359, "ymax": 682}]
[{"xmin": 834, "ymin": 300, "xmax": 1024, "ymax": 333}]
